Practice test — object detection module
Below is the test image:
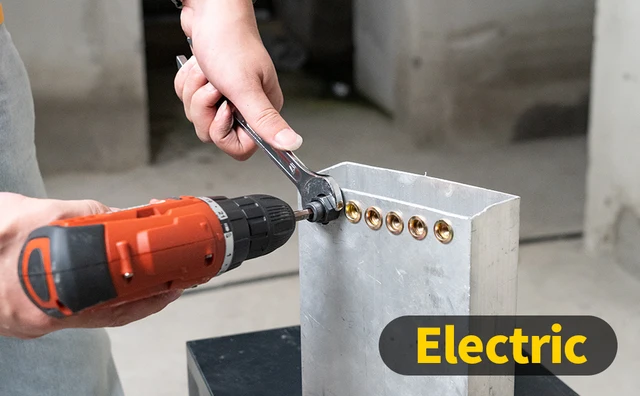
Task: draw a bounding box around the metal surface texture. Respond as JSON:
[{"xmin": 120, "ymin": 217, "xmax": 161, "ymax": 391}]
[{"xmin": 298, "ymin": 162, "xmax": 520, "ymax": 396}]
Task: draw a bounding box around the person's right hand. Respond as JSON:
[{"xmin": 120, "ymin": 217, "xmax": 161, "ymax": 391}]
[
  {"xmin": 0, "ymin": 193, "xmax": 182, "ymax": 339},
  {"xmin": 175, "ymin": 0, "xmax": 303, "ymax": 161}
]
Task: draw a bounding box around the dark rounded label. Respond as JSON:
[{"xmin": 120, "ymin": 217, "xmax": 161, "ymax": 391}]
[{"xmin": 379, "ymin": 316, "xmax": 617, "ymax": 376}]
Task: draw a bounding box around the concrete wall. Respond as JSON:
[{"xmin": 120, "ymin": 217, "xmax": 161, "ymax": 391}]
[
  {"xmin": 355, "ymin": 0, "xmax": 595, "ymax": 145},
  {"xmin": 2, "ymin": 0, "xmax": 149, "ymax": 173},
  {"xmin": 585, "ymin": 0, "xmax": 640, "ymax": 276}
]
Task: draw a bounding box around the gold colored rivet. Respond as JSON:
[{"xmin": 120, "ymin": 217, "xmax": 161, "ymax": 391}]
[
  {"xmin": 345, "ymin": 201, "xmax": 363, "ymax": 223},
  {"xmin": 408, "ymin": 216, "xmax": 428, "ymax": 240},
  {"xmin": 365, "ymin": 207, "xmax": 383, "ymax": 230},
  {"xmin": 385, "ymin": 211, "xmax": 404, "ymax": 235},
  {"xmin": 434, "ymin": 220, "xmax": 454, "ymax": 244}
]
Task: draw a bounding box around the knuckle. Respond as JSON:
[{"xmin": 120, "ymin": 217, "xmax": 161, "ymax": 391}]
[
  {"xmin": 189, "ymin": 65, "xmax": 205, "ymax": 83},
  {"xmin": 210, "ymin": 121, "xmax": 234, "ymax": 144},
  {"xmin": 0, "ymin": 213, "xmax": 17, "ymax": 244},
  {"xmin": 191, "ymin": 87, "xmax": 210, "ymax": 110},
  {"xmin": 84, "ymin": 200, "xmax": 107, "ymax": 215},
  {"xmin": 0, "ymin": 199, "xmax": 25, "ymax": 245},
  {"xmin": 275, "ymin": 95, "xmax": 284, "ymax": 111},
  {"xmin": 253, "ymin": 108, "xmax": 282, "ymax": 130}
]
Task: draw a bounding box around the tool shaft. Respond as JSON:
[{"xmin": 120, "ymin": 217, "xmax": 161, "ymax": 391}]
[{"xmin": 295, "ymin": 209, "xmax": 313, "ymax": 222}]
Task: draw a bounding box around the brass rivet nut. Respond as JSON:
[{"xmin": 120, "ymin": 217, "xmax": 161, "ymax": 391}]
[
  {"xmin": 345, "ymin": 201, "xmax": 363, "ymax": 224},
  {"xmin": 385, "ymin": 211, "xmax": 404, "ymax": 235},
  {"xmin": 434, "ymin": 219, "xmax": 454, "ymax": 244},
  {"xmin": 365, "ymin": 207, "xmax": 383, "ymax": 230},
  {"xmin": 408, "ymin": 216, "xmax": 428, "ymax": 240}
]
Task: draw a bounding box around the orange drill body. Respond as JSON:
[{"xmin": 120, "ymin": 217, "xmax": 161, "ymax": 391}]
[{"xmin": 19, "ymin": 195, "xmax": 296, "ymax": 318}]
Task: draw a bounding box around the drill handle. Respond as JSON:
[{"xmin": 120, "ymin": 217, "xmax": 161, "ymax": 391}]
[
  {"xmin": 18, "ymin": 197, "xmax": 224, "ymax": 318},
  {"xmin": 19, "ymin": 224, "xmax": 116, "ymax": 318}
]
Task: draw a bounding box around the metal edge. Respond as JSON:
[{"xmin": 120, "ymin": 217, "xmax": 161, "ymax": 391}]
[{"xmin": 322, "ymin": 162, "xmax": 521, "ymax": 203}]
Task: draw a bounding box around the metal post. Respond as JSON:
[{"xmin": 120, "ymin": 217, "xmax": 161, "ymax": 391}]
[{"xmin": 298, "ymin": 162, "xmax": 520, "ymax": 395}]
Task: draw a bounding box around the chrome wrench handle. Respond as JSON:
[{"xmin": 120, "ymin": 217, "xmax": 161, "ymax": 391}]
[
  {"xmin": 235, "ymin": 111, "xmax": 344, "ymax": 223},
  {"xmin": 175, "ymin": 55, "xmax": 343, "ymax": 224}
]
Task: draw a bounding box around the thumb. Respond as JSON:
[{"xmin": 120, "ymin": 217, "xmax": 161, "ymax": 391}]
[
  {"xmin": 238, "ymin": 89, "xmax": 303, "ymax": 151},
  {"xmin": 48, "ymin": 199, "xmax": 111, "ymax": 220}
]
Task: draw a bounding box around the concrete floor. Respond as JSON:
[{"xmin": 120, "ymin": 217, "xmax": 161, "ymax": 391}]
[{"xmin": 42, "ymin": 98, "xmax": 636, "ymax": 395}]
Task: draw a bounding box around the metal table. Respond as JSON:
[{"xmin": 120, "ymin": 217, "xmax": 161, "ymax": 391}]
[{"xmin": 187, "ymin": 326, "xmax": 578, "ymax": 396}]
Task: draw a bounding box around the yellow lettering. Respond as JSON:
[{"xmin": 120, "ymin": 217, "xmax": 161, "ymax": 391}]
[
  {"xmin": 418, "ymin": 323, "xmax": 583, "ymax": 368},
  {"xmin": 509, "ymin": 328, "xmax": 529, "ymax": 364},
  {"xmin": 486, "ymin": 335, "xmax": 509, "ymax": 364},
  {"xmin": 565, "ymin": 335, "xmax": 587, "ymax": 364},
  {"xmin": 445, "ymin": 325, "xmax": 458, "ymax": 364},
  {"xmin": 531, "ymin": 336, "xmax": 550, "ymax": 364},
  {"xmin": 459, "ymin": 335, "xmax": 483, "ymax": 364},
  {"xmin": 552, "ymin": 323, "xmax": 563, "ymax": 364},
  {"xmin": 417, "ymin": 327, "xmax": 441, "ymax": 364}
]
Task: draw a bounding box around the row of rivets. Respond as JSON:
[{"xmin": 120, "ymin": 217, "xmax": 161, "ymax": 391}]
[{"xmin": 344, "ymin": 200, "xmax": 454, "ymax": 244}]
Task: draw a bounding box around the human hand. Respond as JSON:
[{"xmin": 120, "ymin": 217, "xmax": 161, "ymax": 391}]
[
  {"xmin": 175, "ymin": 0, "xmax": 302, "ymax": 161},
  {"xmin": 0, "ymin": 193, "xmax": 181, "ymax": 339}
]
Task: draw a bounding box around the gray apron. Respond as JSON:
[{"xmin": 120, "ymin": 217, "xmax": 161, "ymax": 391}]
[{"xmin": 0, "ymin": 14, "xmax": 124, "ymax": 396}]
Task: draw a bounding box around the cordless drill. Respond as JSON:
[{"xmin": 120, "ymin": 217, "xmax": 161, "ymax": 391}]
[{"xmin": 18, "ymin": 195, "xmax": 308, "ymax": 318}]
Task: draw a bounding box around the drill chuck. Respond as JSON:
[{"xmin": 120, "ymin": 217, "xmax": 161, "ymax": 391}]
[{"xmin": 212, "ymin": 195, "xmax": 296, "ymax": 273}]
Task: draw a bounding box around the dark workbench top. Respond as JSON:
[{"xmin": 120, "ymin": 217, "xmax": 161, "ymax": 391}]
[{"xmin": 187, "ymin": 326, "xmax": 578, "ymax": 396}]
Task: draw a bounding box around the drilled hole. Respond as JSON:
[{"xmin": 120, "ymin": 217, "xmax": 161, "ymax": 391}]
[
  {"xmin": 408, "ymin": 216, "xmax": 428, "ymax": 240},
  {"xmin": 385, "ymin": 211, "xmax": 404, "ymax": 235},
  {"xmin": 434, "ymin": 220, "xmax": 454, "ymax": 244},
  {"xmin": 345, "ymin": 201, "xmax": 362, "ymax": 223},
  {"xmin": 365, "ymin": 207, "xmax": 383, "ymax": 230}
]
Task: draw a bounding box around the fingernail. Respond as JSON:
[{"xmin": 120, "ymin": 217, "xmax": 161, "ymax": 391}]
[
  {"xmin": 205, "ymin": 82, "xmax": 215, "ymax": 92},
  {"xmin": 214, "ymin": 101, "xmax": 229, "ymax": 123},
  {"xmin": 274, "ymin": 129, "xmax": 303, "ymax": 150}
]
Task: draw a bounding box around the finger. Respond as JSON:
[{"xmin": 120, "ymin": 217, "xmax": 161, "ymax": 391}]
[
  {"xmin": 190, "ymin": 83, "xmax": 224, "ymax": 143},
  {"xmin": 210, "ymin": 101, "xmax": 258, "ymax": 160},
  {"xmin": 263, "ymin": 72, "xmax": 285, "ymax": 112},
  {"xmin": 47, "ymin": 199, "xmax": 111, "ymax": 220},
  {"xmin": 234, "ymin": 123, "xmax": 260, "ymax": 161},
  {"xmin": 235, "ymin": 88, "xmax": 302, "ymax": 151},
  {"xmin": 182, "ymin": 62, "xmax": 208, "ymax": 121},
  {"xmin": 108, "ymin": 290, "xmax": 183, "ymax": 327},
  {"xmin": 174, "ymin": 56, "xmax": 197, "ymax": 102},
  {"xmin": 65, "ymin": 290, "xmax": 183, "ymax": 329}
]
